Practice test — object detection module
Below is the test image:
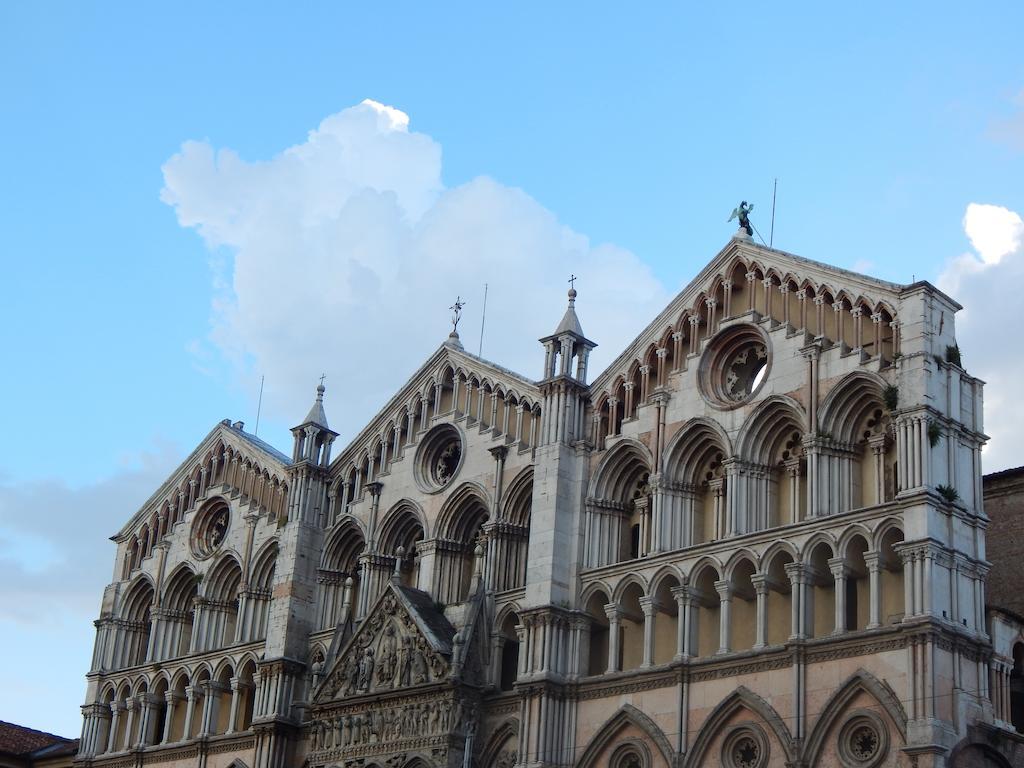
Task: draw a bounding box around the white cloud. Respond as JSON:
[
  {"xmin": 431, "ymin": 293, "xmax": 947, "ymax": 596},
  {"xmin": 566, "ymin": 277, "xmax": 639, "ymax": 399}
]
[
  {"xmin": 962, "ymin": 203, "xmax": 1023, "ymax": 265},
  {"xmin": 938, "ymin": 203, "xmax": 1024, "ymax": 473},
  {"xmin": 161, "ymin": 100, "xmax": 669, "ymax": 441},
  {"xmin": 0, "ymin": 444, "xmax": 179, "ymax": 623}
]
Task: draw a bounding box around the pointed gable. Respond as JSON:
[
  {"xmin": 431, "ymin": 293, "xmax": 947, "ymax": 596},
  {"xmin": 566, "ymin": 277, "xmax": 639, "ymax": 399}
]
[{"xmin": 315, "ymin": 580, "xmax": 456, "ymax": 704}]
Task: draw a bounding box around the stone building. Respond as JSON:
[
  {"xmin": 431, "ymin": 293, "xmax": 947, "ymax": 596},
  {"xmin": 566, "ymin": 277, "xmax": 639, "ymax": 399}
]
[{"xmin": 73, "ymin": 231, "xmax": 1024, "ymax": 767}]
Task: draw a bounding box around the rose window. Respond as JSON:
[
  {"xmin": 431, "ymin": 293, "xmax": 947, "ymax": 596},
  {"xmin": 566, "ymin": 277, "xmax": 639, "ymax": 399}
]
[
  {"xmin": 191, "ymin": 499, "xmax": 231, "ymax": 559},
  {"xmin": 838, "ymin": 712, "xmax": 888, "ymax": 768},
  {"xmin": 414, "ymin": 424, "xmax": 465, "ymax": 493},
  {"xmin": 699, "ymin": 324, "xmax": 772, "ymax": 409}
]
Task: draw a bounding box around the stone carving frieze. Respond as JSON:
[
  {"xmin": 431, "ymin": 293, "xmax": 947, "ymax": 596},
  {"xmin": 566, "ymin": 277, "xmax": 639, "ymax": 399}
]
[
  {"xmin": 320, "ymin": 590, "xmax": 448, "ymax": 702},
  {"xmin": 311, "ymin": 690, "xmax": 468, "ymax": 759}
]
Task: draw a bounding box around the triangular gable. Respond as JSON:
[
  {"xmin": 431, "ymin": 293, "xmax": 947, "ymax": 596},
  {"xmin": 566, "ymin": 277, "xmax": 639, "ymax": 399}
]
[
  {"xmin": 589, "ymin": 235, "xmax": 906, "ymax": 393},
  {"xmin": 328, "ymin": 339, "xmax": 540, "ymax": 472},
  {"xmin": 315, "ymin": 580, "xmax": 456, "ymax": 704},
  {"xmin": 113, "ymin": 419, "xmax": 290, "ymax": 539}
]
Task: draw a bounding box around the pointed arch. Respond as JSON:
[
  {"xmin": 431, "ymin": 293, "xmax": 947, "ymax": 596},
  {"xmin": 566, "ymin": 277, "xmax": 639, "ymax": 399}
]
[
  {"xmin": 378, "ymin": 499, "xmax": 427, "ymax": 553},
  {"xmin": 588, "ymin": 438, "xmax": 653, "ymax": 500},
  {"xmin": 479, "ymin": 719, "xmax": 519, "ymax": 767},
  {"xmin": 436, "ymin": 481, "xmax": 491, "ymax": 543},
  {"xmin": 574, "ymin": 703, "xmax": 674, "ymax": 768},
  {"xmin": 735, "ymin": 395, "xmax": 807, "ymax": 464},
  {"xmin": 662, "ymin": 418, "xmax": 731, "ymax": 481},
  {"xmin": 502, "ymin": 467, "xmax": 534, "ymax": 527},
  {"xmin": 685, "ymin": 686, "xmax": 795, "ymax": 768},
  {"xmin": 802, "ymin": 668, "xmax": 906, "ymax": 766},
  {"xmin": 819, "ymin": 371, "xmax": 889, "ymax": 444}
]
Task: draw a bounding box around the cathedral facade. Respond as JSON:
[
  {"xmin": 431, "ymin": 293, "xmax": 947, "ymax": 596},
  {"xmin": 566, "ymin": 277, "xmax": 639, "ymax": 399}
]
[{"xmin": 74, "ymin": 233, "xmax": 1023, "ymax": 768}]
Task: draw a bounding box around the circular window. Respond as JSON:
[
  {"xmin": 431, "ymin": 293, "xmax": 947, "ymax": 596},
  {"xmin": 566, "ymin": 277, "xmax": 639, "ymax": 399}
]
[
  {"xmin": 837, "ymin": 711, "xmax": 888, "ymax": 768},
  {"xmin": 414, "ymin": 424, "xmax": 465, "ymax": 493},
  {"xmin": 699, "ymin": 325, "xmax": 771, "ymax": 409},
  {"xmin": 722, "ymin": 725, "xmax": 769, "ymax": 768},
  {"xmin": 190, "ymin": 499, "xmax": 230, "ymax": 559}
]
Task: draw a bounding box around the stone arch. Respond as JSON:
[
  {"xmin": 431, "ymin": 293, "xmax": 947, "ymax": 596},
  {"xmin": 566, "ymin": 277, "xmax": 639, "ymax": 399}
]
[
  {"xmin": 436, "ymin": 482, "xmax": 490, "ymax": 603},
  {"xmin": 320, "ymin": 516, "xmax": 366, "ymax": 628},
  {"xmin": 661, "ymin": 419, "xmax": 732, "ymax": 546},
  {"xmin": 819, "ymin": 370, "xmax": 889, "ymax": 443},
  {"xmin": 802, "ymin": 668, "xmax": 907, "ymax": 767},
  {"xmin": 495, "ymin": 467, "xmax": 532, "ymax": 592},
  {"xmin": 575, "ymin": 703, "xmax": 674, "ymax": 768},
  {"xmin": 589, "ymin": 438, "xmax": 654, "ymax": 500},
  {"xmin": 378, "ymin": 499, "xmax": 427, "ymax": 554},
  {"xmin": 612, "ymin": 572, "xmax": 650, "ymax": 604},
  {"xmin": 587, "ymin": 438, "xmax": 654, "ymax": 564},
  {"xmin": 685, "ymin": 686, "xmax": 795, "ymax": 768},
  {"xmin": 479, "ymin": 719, "xmax": 519, "ymax": 767}
]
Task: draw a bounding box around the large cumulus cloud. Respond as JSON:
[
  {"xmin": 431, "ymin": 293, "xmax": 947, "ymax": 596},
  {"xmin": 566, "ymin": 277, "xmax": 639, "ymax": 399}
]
[
  {"xmin": 938, "ymin": 203, "xmax": 1024, "ymax": 473},
  {"xmin": 161, "ymin": 100, "xmax": 669, "ymax": 441}
]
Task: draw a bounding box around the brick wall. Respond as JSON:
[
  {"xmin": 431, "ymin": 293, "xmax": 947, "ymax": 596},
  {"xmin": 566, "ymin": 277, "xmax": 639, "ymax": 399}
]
[{"xmin": 984, "ymin": 466, "xmax": 1024, "ymax": 619}]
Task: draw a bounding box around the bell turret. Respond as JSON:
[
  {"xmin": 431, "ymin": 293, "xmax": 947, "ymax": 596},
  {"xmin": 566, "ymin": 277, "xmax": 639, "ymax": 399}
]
[
  {"xmin": 291, "ymin": 381, "xmax": 338, "ymax": 467},
  {"xmin": 539, "ymin": 282, "xmax": 597, "ymax": 384}
]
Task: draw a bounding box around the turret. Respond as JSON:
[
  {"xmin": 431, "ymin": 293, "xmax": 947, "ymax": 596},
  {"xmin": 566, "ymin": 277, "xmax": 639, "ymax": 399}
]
[{"xmin": 291, "ymin": 381, "xmax": 338, "ymax": 466}]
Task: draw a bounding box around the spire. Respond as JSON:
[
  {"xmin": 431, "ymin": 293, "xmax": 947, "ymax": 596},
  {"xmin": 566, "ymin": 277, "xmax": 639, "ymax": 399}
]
[
  {"xmin": 303, "ymin": 379, "xmax": 330, "ymax": 429},
  {"xmin": 539, "ymin": 276, "xmax": 597, "ymax": 384},
  {"xmin": 553, "ymin": 283, "xmax": 585, "ymax": 337}
]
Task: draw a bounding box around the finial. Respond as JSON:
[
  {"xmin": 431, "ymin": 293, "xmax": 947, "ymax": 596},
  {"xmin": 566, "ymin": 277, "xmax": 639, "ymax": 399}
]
[
  {"xmin": 449, "ymin": 296, "xmax": 466, "ymax": 334},
  {"xmin": 317, "ymin": 374, "xmax": 326, "ymax": 397},
  {"xmin": 568, "ymin": 274, "xmax": 577, "ymax": 303}
]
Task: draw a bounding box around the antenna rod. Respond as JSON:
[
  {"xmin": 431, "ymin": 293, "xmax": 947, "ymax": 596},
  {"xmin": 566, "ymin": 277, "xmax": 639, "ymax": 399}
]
[
  {"xmin": 478, "ymin": 283, "xmax": 488, "ymax": 357},
  {"xmin": 254, "ymin": 375, "xmax": 265, "ymax": 437},
  {"xmin": 769, "ymin": 177, "xmax": 777, "ymax": 248}
]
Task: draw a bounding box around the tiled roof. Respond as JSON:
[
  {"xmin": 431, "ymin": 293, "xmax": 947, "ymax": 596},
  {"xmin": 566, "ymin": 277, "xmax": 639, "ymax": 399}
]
[{"xmin": 0, "ymin": 720, "xmax": 74, "ymax": 757}]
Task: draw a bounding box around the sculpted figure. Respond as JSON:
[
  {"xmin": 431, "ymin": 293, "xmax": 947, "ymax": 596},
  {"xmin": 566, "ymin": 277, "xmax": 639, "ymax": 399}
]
[
  {"xmin": 410, "ymin": 646, "xmax": 428, "ymax": 684},
  {"xmin": 397, "ymin": 635, "xmax": 412, "ymax": 687},
  {"xmin": 728, "ymin": 200, "xmax": 755, "ymax": 236},
  {"xmin": 357, "ymin": 646, "xmax": 375, "ymax": 691}
]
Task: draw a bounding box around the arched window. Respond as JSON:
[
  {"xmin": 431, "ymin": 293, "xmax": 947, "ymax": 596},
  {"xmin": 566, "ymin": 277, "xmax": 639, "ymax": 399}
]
[
  {"xmin": 585, "ymin": 441, "xmax": 653, "ymax": 566},
  {"xmin": 119, "ymin": 579, "xmax": 154, "ymax": 668},
  {"xmin": 437, "ymin": 490, "xmax": 488, "ymax": 604},
  {"xmin": 159, "ymin": 566, "xmax": 198, "ymax": 659},
  {"xmin": 497, "ymin": 611, "xmax": 520, "ymax": 691},
  {"xmin": 319, "ymin": 520, "xmax": 365, "ymax": 628}
]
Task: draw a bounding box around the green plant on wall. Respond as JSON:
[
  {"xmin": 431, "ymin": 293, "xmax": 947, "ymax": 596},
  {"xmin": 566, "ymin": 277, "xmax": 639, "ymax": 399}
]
[
  {"xmin": 945, "ymin": 344, "xmax": 962, "ymax": 367},
  {"xmin": 928, "ymin": 421, "xmax": 942, "ymax": 447},
  {"xmin": 936, "ymin": 484, "xmax": 959, "ymax": 503},
  {"xmin": 883, "ymin": 385, "xmax": 899, "ymax": 411}
]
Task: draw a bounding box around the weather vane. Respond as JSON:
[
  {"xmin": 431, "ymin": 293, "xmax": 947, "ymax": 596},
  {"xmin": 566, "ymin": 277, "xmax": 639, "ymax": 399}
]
[
  {"xmin": 728, "ymin": 201, "xmax": 755, "ymax": 237},
  {"xmin": 450, "ymin": 296, "xmax": 466, "ymax": 333}
]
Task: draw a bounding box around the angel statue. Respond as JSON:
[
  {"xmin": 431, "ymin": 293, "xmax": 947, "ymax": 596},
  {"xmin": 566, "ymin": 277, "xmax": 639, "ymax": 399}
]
[{"xmin": 728, "ymin": 201, "xmax": 755, "ymax": 236}]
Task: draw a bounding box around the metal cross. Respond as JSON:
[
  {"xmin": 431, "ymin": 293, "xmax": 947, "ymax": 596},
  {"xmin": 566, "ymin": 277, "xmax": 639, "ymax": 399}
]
[
  {"xmin": 450, "ymin": 296, "xmax": 466, "ymax": 332},
  {"xmin": 319, "ymin": 373, "xmax": 326, "ymax": 387},
  {"xmin": 568, "ymin": 274, "xmax": 577, "ymax": 290}
]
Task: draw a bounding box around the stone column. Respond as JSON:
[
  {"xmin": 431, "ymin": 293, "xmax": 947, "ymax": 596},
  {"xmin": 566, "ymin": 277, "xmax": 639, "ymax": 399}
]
[
  {"xmin": 829, "ymin": 557, "xmax": 849, "ymax": 634},
  {"xmin": 671, "ymin": 585, "xmax": 690, "ymax": 659},
  {"xmin": 865, "ymin": 551, "xmax": 882, "ymax": 629},
  {"xmin": 689, "ymin": 316, "xmax": 700, "ymax": 355},
  {"xmin": 656, "ymin": 348, "xmax": 668, "ymax": 387},
  {"xmin": 705, "ymin": 297, "xmax": 718, "ymax": 332},
  {"xmin": 604, "ymin": 605, "xmax": 622, "ymax": 673},
  {"xmin": 162, "ymin": 691, "xmax": 180, "ymax": 743},
  {"xmin": 623, "ymin": 381, "xmax": 635, "ymax": 420},
  {"xmin": 672, "ymin": 332, "xmax": 684, "ymax": 370},
  {"xmin": 182, "ymin": 686, "xmax": 199, "ymax": 740},
  {"xmin": 122, "ymin": 698, "xmax": 136, "ymax": 751},
  {"xmin": 785, "ymin": 562, "xmax": 805, "ymax": 640},
  {"xmin": 751, "ymin": 574, "xmax": 769, "ymax": 649},
  {"xmin": 715, "ymin": 580, "xmax": 732, "ymax": 654},
  {"xmin": 639, "ymin": 596, "xmax": 658, "ymax": 668},
  {"xmin": 106, "ymin": 701, "xmax": 123, "ymax": 753},
  {"xmin": 608, "ymin": 397, "xmax": 619, "ymax": 436}
]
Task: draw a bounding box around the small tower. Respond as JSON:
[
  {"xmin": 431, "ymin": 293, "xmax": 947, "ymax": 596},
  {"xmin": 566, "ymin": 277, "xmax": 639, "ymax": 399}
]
[
  {"xmin": 537, "ymin": 283, "xmax": 597, "ymax": 445},
  {"xmin": 288, "ymin": 382, "xmax": 339, "ymax": 525}
]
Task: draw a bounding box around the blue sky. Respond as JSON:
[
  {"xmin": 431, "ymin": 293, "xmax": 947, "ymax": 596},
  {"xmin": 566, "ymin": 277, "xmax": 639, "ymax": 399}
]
[{"xmin": 1, "ymin": 2, "xmax": 1023, "ymax": 736}]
